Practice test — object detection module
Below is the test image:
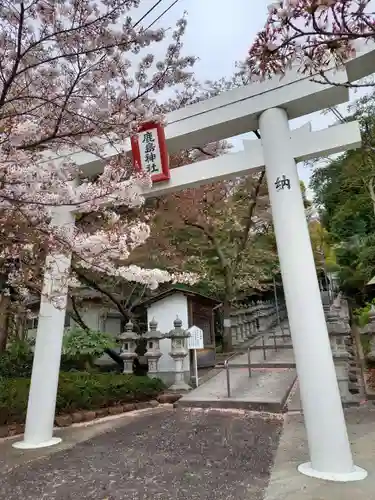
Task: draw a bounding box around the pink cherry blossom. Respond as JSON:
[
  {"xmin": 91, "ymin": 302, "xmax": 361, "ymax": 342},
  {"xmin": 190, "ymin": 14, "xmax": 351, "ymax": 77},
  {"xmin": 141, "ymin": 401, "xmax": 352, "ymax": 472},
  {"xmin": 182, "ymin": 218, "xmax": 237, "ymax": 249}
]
[
  {"xmin": 0, "ymin": 0, "xmax": 199, "ymax": 296},
  {"xmin": 245, "ymin": 0, "xmax": 374, "ymax": 79}
]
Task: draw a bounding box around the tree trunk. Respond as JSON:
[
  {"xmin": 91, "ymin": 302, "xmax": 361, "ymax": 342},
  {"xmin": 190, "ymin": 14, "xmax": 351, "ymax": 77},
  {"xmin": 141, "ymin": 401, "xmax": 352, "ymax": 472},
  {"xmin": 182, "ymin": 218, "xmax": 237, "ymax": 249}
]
[
  {"xmin": 222, "ymin": 299, "xmax": 233, "ymax": 353},
  {"xmin": 0, "ymin": 295, "xmax": 10, "ymax": 351},
  {"xmin": 17, "ymin": 308, "xmax": 28, "ymax": 341}
]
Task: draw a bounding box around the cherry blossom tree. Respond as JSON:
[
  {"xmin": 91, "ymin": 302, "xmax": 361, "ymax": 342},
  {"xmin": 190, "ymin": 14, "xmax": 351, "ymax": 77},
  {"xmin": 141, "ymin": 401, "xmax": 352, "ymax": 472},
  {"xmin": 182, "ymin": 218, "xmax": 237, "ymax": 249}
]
[
  {"xmin": 150, "ymin": 169, "xmax": 277, "ymax": 352},
  {"xmin": 0, "ymin": 0, "xmax": 198, "ymax": 296},
  {"xmin": 245, "ymin": 0, "xmax": 375, "ymax": 85},
  {"xmin": 56, "ymin": 141, "xmax": 232, "ymax": 333}
]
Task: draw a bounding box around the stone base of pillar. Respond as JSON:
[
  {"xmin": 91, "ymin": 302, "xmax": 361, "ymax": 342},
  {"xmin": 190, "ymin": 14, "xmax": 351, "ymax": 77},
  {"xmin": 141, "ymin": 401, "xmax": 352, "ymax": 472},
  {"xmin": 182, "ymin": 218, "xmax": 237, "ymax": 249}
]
[
  {"xmin": 123, "ymin": 361, "xmax": 133, "ymax": 374},
  {"xmin": 169, "ymin": 356, "xmax": 191, "ymax": 392},
  {"xmin": 298, "ymin": 462, "xmax": 367, "ymax": 483},
  {"xmin": 333, "ymin": 358, "xmax": 351, "ymax": 401},
  {"xmin": 13, "ymin": 436, "xmax": 62, "ymax": 450},
  {"xmin": 121, "ymin": 356, "xmax": 136, "ymax": 374},
  {"xmin": 169, "ymin": 381, "xmax": 192, "ymax": 392},
  {"xmin": 145, "ymin": 355, "xmax": 161, "ymax": 374}
]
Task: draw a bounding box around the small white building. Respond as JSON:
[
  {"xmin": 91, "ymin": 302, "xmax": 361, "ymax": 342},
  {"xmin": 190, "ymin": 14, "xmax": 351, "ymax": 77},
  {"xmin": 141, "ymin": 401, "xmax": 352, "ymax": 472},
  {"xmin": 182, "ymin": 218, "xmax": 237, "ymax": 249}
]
[{"xmin": 139, "ymin": 288, "xmax": 220, "ymax": 385}]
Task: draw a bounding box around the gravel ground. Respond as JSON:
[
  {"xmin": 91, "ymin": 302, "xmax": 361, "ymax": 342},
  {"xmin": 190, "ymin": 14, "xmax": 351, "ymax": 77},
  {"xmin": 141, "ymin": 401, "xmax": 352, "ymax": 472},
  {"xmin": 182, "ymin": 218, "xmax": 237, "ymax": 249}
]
[{"xmin": 0, "ymin": 408, "xmax": 283, "ymax": 500}]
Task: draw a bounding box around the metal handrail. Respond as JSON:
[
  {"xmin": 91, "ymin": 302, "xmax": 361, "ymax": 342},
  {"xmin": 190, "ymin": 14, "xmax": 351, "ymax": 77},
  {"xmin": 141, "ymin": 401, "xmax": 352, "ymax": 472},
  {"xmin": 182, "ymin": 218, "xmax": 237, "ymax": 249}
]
[
  {"xmin": 224, "ymin": 326, "xmax": 289, "ymax": 398},
  {"xmin": 224, "ymin": 353, "xmax": 240, "ymax": 398},
  {"xmin": 224, "ymin": 345, "xmax": 254, "ymax": 398}
]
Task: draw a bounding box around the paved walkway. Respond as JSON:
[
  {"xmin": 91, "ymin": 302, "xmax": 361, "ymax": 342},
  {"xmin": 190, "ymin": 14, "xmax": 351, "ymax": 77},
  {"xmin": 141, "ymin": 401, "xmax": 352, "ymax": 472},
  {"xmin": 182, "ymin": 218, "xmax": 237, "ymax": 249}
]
[
  {"xmin": 178, "ymin": 327, "xmax": 296, "ymax": 412},
  {"xmin": 0, "ymin": 407, "xmax": 283, "ymax": 500},
  {"xmin": 1, "ymin": 320, "xmax": 373, "ymax": 498},
  {"xmin": 1, "ymin": 405, "xmax": 374, "ymax": 499},
  {"xmin": 264, "ymin": 407, "xmax": 375, "ymax": 500}
]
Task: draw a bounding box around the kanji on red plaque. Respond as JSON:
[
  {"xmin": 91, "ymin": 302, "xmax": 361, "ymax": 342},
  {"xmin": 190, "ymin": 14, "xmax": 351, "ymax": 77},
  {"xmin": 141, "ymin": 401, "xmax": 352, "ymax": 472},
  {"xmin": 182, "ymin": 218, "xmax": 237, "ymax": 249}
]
[{"xmin": 131, "ymin": 122, "xmax": 170, "ymax": 183}]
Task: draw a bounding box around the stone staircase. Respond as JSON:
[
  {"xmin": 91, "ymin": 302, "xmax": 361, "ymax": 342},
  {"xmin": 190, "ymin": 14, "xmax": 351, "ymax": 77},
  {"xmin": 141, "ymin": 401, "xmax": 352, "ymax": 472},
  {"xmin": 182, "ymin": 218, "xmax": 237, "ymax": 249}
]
[
  {"xmin": 176, "ymin": 324, "xmax": 297, "ymax": 413},
  {"xmin": 287, "ymin": 294, "xmax": 364, "ymax": 412},
  {"xmin": 177, "ymin": 294, "xmax": 365, "ymax": 413}
]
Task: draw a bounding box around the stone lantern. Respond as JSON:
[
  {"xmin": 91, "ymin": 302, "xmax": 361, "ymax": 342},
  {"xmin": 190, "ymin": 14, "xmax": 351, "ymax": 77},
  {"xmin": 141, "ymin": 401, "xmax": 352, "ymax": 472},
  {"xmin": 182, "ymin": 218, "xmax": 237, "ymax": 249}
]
[
  {"xmin": 230, "ymin": 313, "xmax": 239, "ymax": 347},
  {"xmin": 144, "ymin": 318, "xmax": 164, "ymax": 378},
  {"xmin": 117, "ymin": 320, "xmax": 138, "ymax": 374},
  {"xmin": 245, "ymin": 312, "xmax": 252, "ymax": 339},
  {"xmin": 332, "ymin": 294, "xmax": 342, "ymax": 316},
  {"xmin": 237, "ymin": 313, "xmax": 244, "ymax": 343},
  {"xmin": 326, "ymin": 307, "xmax": 351, "ymax": 401},
  {"xmin": 166, "ymin": 316, "xmax": 191, "ymax": 391},
  {"xmin": 366, "ymin": 305, "xmax": 375, "ymax": 363}
]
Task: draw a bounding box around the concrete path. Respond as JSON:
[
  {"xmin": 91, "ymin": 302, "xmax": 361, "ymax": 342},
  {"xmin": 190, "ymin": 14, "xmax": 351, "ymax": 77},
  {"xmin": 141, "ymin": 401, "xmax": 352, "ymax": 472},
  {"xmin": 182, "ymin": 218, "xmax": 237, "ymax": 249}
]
[
  {"xmin": 1, "ymin": 403, "xmax": 374, "ymax": 499},
  {"xmin": 178, "ymin": 328, "xmax": 296, "ymax": 412},
  {"xmin": 264, "ymin": 407, "xmax": 375, "ymax": 500},
  {"xmin": 286, "ymin": 380, "xmax": 362, "ymax": 412},
  {"xmin": 0, "ymin": 407, "xmax": 283, "ymax": 500},
  {"xmin": 177, "ymin": 368, "xmax": 296, "ymax": 412}
]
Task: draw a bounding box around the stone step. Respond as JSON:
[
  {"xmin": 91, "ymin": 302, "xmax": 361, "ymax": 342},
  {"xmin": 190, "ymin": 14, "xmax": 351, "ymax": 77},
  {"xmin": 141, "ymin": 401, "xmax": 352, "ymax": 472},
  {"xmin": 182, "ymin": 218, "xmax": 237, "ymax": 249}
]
[
  {"xmin": 176, "ymin": 367, "xmax": 297, "ymax": 413},
  {"xmin": 216, "ymin": 344, "xmax": 294, "ymax": 366},
  {"xmin": 231, "ymin": 362, "xmax": 296, "ymax": 369},
  {"xmin": 232, "ymin": 343, "xmax": 295, "ymax": 366},
  {"xmin": 249, "ymin": 344, "xmax": 293, "ymax": 351}
]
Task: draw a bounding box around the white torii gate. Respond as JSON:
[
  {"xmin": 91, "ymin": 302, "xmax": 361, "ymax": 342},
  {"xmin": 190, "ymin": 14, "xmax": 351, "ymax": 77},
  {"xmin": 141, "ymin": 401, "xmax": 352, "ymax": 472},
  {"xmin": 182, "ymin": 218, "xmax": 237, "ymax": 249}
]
[{"xmin": 13, "ymin": 46, "xmax": 375, "ymax": 482}]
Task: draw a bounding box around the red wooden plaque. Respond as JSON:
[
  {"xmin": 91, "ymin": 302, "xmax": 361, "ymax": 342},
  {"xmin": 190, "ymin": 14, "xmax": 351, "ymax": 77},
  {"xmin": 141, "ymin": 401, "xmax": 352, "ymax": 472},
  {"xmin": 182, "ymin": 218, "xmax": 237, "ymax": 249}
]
[{"xmin": 131, "ymin": 121, "xmax": 170, "ymax": 183}]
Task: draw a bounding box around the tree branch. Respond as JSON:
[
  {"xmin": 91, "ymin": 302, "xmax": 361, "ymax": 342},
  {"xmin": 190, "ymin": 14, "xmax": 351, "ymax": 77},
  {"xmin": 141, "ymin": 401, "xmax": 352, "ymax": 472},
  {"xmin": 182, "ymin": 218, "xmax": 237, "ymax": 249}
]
[
  {"xmin": 69, "ymin": 295, "xmax": 90, "ymax": 332},
  {"xmin": 234, "ymin": 168, "xmax": 266, "ymax": 267},
  {"xmin": 183, "ymin": 220, "xmax": 228, "ymax": 271},
  {"xmin": 73, "ymin": 266, "xmax": 130, "ymax": 321}
]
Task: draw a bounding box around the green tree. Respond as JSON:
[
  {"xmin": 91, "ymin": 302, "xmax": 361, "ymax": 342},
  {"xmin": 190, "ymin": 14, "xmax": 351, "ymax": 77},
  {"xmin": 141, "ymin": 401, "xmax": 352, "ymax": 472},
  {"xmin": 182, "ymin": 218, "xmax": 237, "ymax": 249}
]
[
  {"xmin": 310, "ymin": 97, "xmax": 375, "ymax": 299},
  {"xmin": 62, "ymin": 327, "xmax": 116, "ymax": 371}
]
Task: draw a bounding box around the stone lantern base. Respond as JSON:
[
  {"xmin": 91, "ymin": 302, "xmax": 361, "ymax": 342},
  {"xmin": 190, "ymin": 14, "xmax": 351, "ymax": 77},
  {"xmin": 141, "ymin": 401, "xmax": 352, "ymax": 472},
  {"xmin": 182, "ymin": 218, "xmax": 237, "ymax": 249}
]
[
  {"xmin": 145, "ymin": 354, "xmax": 162, "ymax": 378},
  {"xmin": 169, "ymin": 355, "xmax": 191, "ymax": 392},
  {"xmin": 120, "ymin": 353, "xmax": 137, "ymax": 374},
  {"xmin": 333, "ymin": 354, "xmax": 351, "ymax": 401}
]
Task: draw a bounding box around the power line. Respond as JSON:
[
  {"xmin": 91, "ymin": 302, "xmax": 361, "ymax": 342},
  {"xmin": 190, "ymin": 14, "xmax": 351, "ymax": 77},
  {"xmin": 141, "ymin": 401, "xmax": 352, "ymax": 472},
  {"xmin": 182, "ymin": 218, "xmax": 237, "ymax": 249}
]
[
  {"xmin": 133, "ymin": 0, "xmax": 165, "ymax": 29},
  {"xmin": 144, "ymin": 0, "xmax": 182, "ymax": 31}
]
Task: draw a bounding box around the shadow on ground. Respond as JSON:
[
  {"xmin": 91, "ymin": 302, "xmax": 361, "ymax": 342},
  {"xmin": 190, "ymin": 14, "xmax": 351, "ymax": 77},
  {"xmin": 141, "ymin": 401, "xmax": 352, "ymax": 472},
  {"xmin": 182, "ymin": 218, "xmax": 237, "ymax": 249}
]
[{"xmin": 0, "ymin": 407, "xmax": 282, "ymax": 500}]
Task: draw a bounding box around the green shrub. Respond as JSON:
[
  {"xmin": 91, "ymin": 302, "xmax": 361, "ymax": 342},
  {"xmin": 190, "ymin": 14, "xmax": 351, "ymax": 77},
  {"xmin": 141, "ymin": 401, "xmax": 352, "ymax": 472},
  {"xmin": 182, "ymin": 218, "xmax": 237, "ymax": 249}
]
[
  {"xmin": 353, "ymin": 300, "xmax": 375, "ymax": 364},
  {"xmin": 0, "ymin": 330, "xmax": 119, "ymax": 379},
  {"xmin": 62, "ymin": 327, "xmax": 116, "ymax": 370},
  {"xmin": 0, "ymin": 340, "xmax": 34, "ymax": 378},
  {"xmin": 353, "ymin": 299, "xmax": 375, "ymax": 328},
  {"xmin": 0, "ymin": 372, "xmax": 165, "ymax": 425}
]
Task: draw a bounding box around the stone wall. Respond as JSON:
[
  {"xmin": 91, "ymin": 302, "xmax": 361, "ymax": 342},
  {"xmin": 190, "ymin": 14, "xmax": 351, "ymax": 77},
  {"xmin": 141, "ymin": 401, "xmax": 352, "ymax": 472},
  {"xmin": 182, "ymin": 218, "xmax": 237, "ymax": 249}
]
[{"xmin": 325, "ymin": 294, "xmax": 361, "ymax": 401}]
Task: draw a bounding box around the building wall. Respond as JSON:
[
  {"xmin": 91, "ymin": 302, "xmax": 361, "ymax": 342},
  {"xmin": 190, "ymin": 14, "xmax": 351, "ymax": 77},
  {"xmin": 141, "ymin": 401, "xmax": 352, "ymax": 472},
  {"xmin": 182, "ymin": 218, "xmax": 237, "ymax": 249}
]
[
  {"xmin": 94, "ymin": 309, "xmax": 123, "ymax": 364},
  {"xmin": 80, "ymin": 308, "xmax": 102, "ymax": 331},
  {"xmin": 27, "ymin": 307, "xmax": 123, "ymax": 336},
  {"xmin": 27, "ymin": 306, "xmax": 123, "ymax": 364},
  {"xmin": 147, "ymin": 293, "xmax": 190, "ymax": 382}
]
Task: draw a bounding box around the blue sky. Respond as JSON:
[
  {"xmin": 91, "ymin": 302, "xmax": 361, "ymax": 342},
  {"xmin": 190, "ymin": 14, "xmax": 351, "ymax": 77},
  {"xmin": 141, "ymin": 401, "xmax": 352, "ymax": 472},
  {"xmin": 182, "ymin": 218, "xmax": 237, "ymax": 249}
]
[{"xmin": 140, "ymin": 0, "xmax": 364, "ymax": 196}]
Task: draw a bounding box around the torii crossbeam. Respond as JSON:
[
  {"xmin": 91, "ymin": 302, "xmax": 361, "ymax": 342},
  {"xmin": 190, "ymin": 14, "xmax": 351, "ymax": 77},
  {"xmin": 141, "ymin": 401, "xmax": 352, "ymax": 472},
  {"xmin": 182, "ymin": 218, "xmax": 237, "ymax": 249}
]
[{"xmin": 14, "ymin": 45, "xmax": 374, "ymax": 483}]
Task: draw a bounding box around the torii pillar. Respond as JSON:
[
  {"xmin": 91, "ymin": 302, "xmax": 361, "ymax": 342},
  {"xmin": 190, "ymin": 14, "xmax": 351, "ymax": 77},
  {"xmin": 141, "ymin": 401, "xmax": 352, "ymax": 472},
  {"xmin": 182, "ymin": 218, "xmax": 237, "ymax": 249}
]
[{"xmin": 259, "ymin": 107, "xmax": 367, "ymax": 482}]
